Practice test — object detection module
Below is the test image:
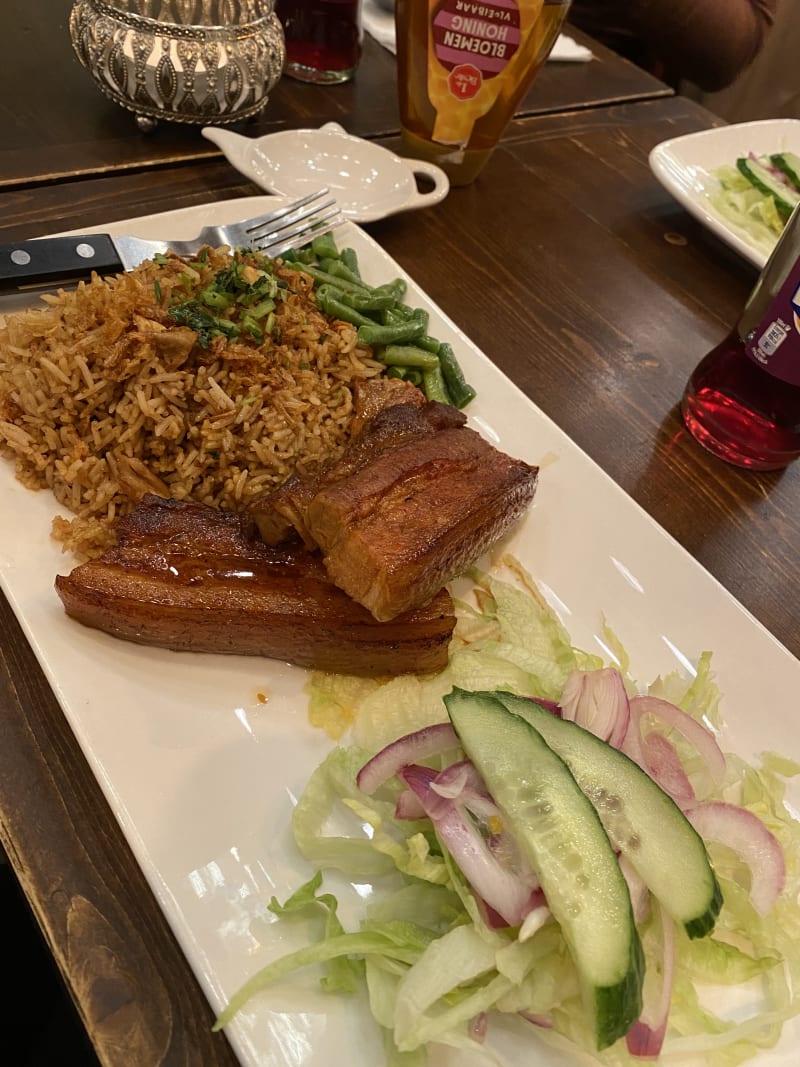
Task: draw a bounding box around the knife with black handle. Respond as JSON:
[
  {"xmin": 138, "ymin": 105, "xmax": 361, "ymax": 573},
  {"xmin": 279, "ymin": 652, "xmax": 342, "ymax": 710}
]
[{"xmin": 0, "ymin": 234, "xmax": 169, "ymax": 290}]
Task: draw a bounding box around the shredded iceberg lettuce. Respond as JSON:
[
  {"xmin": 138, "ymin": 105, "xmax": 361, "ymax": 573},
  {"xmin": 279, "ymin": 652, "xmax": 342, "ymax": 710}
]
[
  {"xmin": 215, "ymin": 559, "xmax": 800, "ymax": 1066},
  {"xmin": 707, "ymin": 164, "xmax": 785, "ymax": 260}
]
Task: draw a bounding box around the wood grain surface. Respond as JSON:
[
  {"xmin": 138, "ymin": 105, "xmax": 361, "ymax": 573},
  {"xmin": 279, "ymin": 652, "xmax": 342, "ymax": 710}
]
[
  {"xmin": 0, "ymin": 0, "xmax": 670, "ymax": 187},
  {"xmin": 0, "ymin": 90, "xmax": 797, "ymax": 1066}
]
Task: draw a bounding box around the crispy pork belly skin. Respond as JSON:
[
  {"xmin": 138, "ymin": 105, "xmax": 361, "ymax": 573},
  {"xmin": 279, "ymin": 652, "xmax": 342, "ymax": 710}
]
[
  {"xmin": 306, "ymin": 404, "xmax": 538, "ymax": 620},
  {"xmin": 54, "ymin": 496, "xmax": 455, "ymax": 676}
]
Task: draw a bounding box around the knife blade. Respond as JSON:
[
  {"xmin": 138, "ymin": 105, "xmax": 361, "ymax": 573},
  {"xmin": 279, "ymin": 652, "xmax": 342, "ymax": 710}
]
[{"xmin": 0, "ymin": 234, "xmax": 170, "ymax": 291}]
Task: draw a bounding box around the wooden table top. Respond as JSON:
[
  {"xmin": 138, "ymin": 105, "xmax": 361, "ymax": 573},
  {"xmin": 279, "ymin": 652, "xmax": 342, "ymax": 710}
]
[
  {"xmin": 1, "ymin": 90, "xmax": 798, "ymax": 1066},
  {"xmin": 2, "ymin": 0, "xmax": 671, "ymax": 187}
]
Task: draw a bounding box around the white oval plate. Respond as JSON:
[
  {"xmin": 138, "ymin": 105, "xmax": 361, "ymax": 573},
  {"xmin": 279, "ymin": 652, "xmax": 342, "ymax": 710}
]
[
  {"xmin": 203, "ymin": 122, "xmax": 450, "ymax": 224},
  {"xmin": 649, "ymin": 117, "xmax": 800, "ymax": 269},
  {"xmin": 2, "ymin": 197, "xmax": 798, "ymax": 1067}
]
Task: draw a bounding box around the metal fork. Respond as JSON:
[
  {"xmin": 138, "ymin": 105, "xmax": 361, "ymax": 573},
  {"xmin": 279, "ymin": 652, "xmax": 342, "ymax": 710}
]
[{"xmin": 159, "ymin": 188, "xmax": 345, "ymax": 259}]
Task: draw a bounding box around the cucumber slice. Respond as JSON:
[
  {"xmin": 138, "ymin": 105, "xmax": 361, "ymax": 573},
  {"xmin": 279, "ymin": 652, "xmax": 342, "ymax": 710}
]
[
  {"xmin": 736, "ymin": 156, "xmax": 800, "ymax": 219},
  {"xmin": 444, "ymin": 687, "xmax": 643, "ymax": 1050},
  {"xmin": 495, "ymin": 691, "xmax": 722, "ymax": 939},
  {"xmin": 770, "ymin": 152, "xmax": 800, "ymax": 193}
]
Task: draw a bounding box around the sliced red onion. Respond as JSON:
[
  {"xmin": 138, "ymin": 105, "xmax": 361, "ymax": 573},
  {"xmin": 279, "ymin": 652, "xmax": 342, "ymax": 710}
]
[
  {"xmin": 395, "ymin": 789, "xmax": 427, "ymax": 820},
  {"xmin": 488, "ymin": 825, "xmax": 536, "ymax": 879},
  {"xmin": 559, "ymin": 668, "xmax": 630, "ymax": 748},
  {"xmin": 431, "ymin": 760, "xmax": 501, "ymax": 819},
  {"xmin": 626, "ymin": 902, "xmax": 676, "ymax": 1059},
  {"xmin": 480, "ymin": 900, "xmax": 512, "ymax": 930},
  {"xmin": 641, "ymin": 731, "xmax": 696, "ymax": 805},
  {"xmin": 527, "ymin": 696, "xmax": 562, "ymax": 716},
  {"xmin": 398, "ymin": 763, "xmax": 535, "ymax": 927},
  {"xmin": 685, "ymin": 801, "xmax": 786, "ymax": 916},
  {"xmin": 356, "ymin": 722, "xmax": 460, "ymax": 795},
  {"xmin": 469, "ymin": 1012, "xmax": 489, "ymax": 1043},
  {"xmin": 398, "ymin": 764, "xmax": 448, "ymax": 818},
  {"xmin": 431, "ymin": 760, "xmax": 472, "ymax": 799},
  {"xmin": 519, "ymin": 1011, "xmax": 554, "ymax": 1030},
  {"xmin": 622, "ymin": 695, "xmax": 726, "ymax": 788}
]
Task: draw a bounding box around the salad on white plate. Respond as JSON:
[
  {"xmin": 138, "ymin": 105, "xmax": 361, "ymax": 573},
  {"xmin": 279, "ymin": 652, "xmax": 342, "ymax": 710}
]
[
  {"xmin": 710, "ymin": 151, "xmax": 800, "ymax": 258},
  {"xmin": 213, "ymin": 559, "xmax": 800, "ymax": 1067},
  {"xmin": 649, "ymin": 117, "xmax": 800, "ymax": 269}
]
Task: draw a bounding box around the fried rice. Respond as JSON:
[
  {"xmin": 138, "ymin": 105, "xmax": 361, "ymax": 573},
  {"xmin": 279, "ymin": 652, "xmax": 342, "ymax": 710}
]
[{"xmin": 0, "ymin": 248, "xmax": 384, "ymax": 558}]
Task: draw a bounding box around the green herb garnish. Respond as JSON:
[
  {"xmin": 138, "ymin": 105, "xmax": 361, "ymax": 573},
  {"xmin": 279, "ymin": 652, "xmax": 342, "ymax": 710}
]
[
  {"xmin": 168, "ymin": 301, "xmax": 238, "ymax": 348},
  {"xmin": 165, "ymin": 250, "xmax": 284, "ymax": 346}
]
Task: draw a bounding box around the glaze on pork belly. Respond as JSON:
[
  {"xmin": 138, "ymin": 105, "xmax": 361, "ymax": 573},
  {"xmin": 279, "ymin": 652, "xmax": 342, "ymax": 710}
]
[
  {"xmin": 251, "ymin": 401, "xmax": 539, "ymax": 622},
  {"xmin": 54, "ymin": 495, "xmax": 455, "ymax": 677}
]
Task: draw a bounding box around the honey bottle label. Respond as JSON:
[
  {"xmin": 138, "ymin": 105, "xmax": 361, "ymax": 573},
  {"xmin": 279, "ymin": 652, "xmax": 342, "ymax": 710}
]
[{"xmin": 426, "ymin": 0, "xmax": 546, "ymax": 146}]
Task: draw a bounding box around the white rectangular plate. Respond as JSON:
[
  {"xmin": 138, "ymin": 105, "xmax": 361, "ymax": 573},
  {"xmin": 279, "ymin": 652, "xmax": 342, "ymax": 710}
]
[
  {"xmin": 1, "ymin": 196, "xmax": 798, "ymax": 1067},
  {"xmin": 649, "ymin": 117, "xmax": 800, "ymax": 269}
]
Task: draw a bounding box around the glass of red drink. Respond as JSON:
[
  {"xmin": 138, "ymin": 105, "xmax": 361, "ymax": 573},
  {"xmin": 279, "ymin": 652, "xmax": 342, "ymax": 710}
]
[{"xmin": 276, "ymin": 0, "xmax": 362, "ymax": 83}]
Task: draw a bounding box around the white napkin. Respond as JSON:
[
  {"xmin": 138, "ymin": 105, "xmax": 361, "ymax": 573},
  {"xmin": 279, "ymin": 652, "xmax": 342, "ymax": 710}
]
[
  {"xmin": 361, "ymin": 0, "xmax": 593, "ymax": 62},
  {"xmin": 550, "ymin": 35, "xmax": 593, "ymax": 63},
  {"xmin": 363, "ymin": 0, "xmax": 398, "ymax": 53}
]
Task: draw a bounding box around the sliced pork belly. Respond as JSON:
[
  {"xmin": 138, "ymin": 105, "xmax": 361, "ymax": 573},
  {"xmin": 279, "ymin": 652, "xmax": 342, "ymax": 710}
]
[
  {"xmin": 305, "ymin": 405, "xmax": 538, "ymax": 620},
  {"xmin": 250, "ymin": 472, "xmax": 320, "ymax": 548},
  {"xmin": 252, "ymin": 401, "xmax": 539, "ymax": 622},
  {"xmin": 250, "ymin": 378, "xmax": 430, "ymax": 548},
  {"xmin": 54, "ymin": 495, "xmax": 455, "ymax": 677}
]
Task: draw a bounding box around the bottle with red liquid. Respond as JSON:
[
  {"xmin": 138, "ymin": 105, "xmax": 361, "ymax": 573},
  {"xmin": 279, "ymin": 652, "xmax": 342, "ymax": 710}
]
[
  {"xmin": 682, "ymin": 205, "xmax": 800, "ymax": 470},
  {"xmin": 275, "ymin": 0, "xmax": 362, "ymax": 84}
]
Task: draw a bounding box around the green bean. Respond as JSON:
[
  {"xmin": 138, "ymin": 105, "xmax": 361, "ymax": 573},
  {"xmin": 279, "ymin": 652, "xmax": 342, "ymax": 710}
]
[
  {"xmin": 290, "ymin": 231, "xmax": 477, "ymax": 407},
  {"xmin": 316, "ymin": 282, "xmax": 389, "ymax": 316},
  {"xmin": 337, "ymin": 288, "xmax": 397, "ymax": 312},
  {"xmin": 322, "ymin": 259, "xmax": 368, "ymax": 289},
  {"xmin": 380, "ymin": 303, "xmax": 428, "ymax": 329},
  {"xmin": 378, "ymin": 344, "xmax": 440, "ymax": 370},
  {"xmin": 314, "ymin": 282, "xmax": 346, "ymax": 303},
  {"xmin": 422, "ymin": 363, "xmax": 453, "ymax": 405},
  {"xmin": 341, "ymin": 247, "xmax": 360, "ymax": 277},
  {"xmin": 411, "ymin": 307, "xmax": 429, "ymax": 331},
  {"xmin": 379, "ymin": 301, "xmax": 416, "ymax": 323},
  {"xmin": 378, "ymin": 306, "xmax": 406, "ymax": 326},
  {"xmin": 299, "ymin": 263, "xmax": 372, "ymax": 296},
  {"xmin": 386, "ymin": 365, "xmax": 424, "ymax": 387},
  {"xmin": 316, "ymin": 285, "xmax": 376, "ymax": 328},
  {"xmin": 373, "ymin": 278, "xmax": 407, "ymax": 302},
  {"xmin": 358, "ymin": 319, "xmax": 426, "ymax": 346},
  {"xmin": 280, "ymin": 247, "xmax": 315, "ymax": 265},
  {"xmin": 311, "ymin": 231, "xmax": 340, "ymax": 260},
  {"xmin": 438, "ymin": 342, "xmax": 476, "ymax": 408},
  {"xmin": 415, "ymin": 334, "xmax": 441, "ymax": 354}
]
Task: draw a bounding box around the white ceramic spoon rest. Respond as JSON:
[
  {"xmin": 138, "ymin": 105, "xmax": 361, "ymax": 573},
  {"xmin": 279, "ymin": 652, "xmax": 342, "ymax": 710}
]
[{"xmin": 203, "ymin": 122, "xmax": 449, "ymax": 223}]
